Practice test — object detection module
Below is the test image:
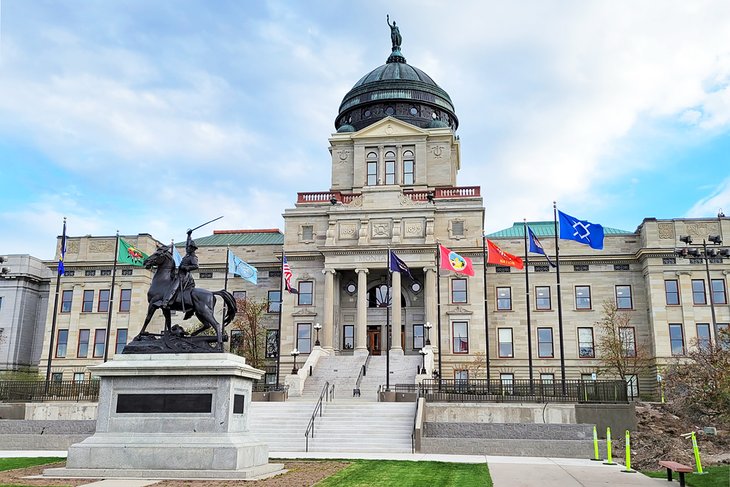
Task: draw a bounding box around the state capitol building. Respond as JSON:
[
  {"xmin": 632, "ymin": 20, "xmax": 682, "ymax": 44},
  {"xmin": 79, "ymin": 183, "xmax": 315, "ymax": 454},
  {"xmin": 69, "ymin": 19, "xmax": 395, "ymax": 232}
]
[{"xmin": 2, "ymin": 30, "xmax": 729, "ymax": 400}]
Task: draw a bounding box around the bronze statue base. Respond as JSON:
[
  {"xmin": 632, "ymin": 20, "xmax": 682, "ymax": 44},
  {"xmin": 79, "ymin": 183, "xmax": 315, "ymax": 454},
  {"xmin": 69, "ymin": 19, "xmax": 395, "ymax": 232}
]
[{"xmin": 123, "ymin": 328, "xmax": 228, "ymax": 354}]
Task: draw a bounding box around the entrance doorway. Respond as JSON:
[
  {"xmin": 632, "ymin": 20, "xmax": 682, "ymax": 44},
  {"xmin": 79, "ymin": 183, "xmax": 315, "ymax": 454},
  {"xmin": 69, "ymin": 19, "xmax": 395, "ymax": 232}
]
[{"xmin": 367, "ymin": 326, "xmax": 381, "ymax": 355}]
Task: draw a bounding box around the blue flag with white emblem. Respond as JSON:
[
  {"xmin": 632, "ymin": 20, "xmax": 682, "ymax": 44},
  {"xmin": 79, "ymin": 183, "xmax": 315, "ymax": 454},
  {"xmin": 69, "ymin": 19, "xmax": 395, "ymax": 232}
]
[
  {"xmin": 558, "ymin": 210, "xmax": 604, "ymax": 250},
  {"xmin": 389, "ymin": 250, "xmax": 414, "ymax": 280},
  {"xmin": 527, "ymin": 227, "xmax": 556, "ymax": 267},
  {"xmin": 228, "ymin": 249, "xmax": 258, "ymax": 285}
]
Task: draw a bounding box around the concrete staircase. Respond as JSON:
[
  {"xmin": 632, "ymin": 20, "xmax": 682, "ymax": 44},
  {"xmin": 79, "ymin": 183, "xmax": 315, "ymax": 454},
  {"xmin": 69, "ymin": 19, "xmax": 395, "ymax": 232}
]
[
  {"xmin": 358, "ymin": 354, "xmax": 422, "ymax": 399},
  {"xmin": 300, "ymin": 355, "xmax": 366, "ymax": 399},
  {"xmin": 248, "ymin": 400, "xmax": 316, "ymax": 452}
]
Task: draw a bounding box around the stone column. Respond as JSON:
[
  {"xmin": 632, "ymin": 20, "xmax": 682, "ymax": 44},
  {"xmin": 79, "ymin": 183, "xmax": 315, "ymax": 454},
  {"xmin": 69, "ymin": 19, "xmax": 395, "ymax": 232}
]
[
  {"xmin": 355, "ymin": 268, "xmax": 369, "ymax": 355},
  {"xmin": 424, "ymin": 266, "xmax": 437, "ymax": 352},
  {"xmin": 391, "ymin": 270, "xmax": 403, "ymax": 353},
  {"xmin": 323, "ymin": 268, "xmax": 335, "ymax": 350}
]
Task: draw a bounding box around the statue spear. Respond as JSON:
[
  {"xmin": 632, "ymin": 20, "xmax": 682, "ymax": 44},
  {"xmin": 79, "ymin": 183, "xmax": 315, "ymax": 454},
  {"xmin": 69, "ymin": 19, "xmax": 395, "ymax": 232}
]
[{"xmin": 187, "ymin": 215, "xmax": 224, "ymax": 235}]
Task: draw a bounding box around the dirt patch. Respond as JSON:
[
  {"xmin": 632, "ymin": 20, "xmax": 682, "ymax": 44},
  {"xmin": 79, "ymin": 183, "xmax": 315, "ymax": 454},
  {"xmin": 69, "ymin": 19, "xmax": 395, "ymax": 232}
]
[
  {"xmin": 0, "ymin": 461, "xmax": 350, "ymax": 487},
  {"xmin": 615, "ymin": 402, "xmax": 730, "ymax": 470}
]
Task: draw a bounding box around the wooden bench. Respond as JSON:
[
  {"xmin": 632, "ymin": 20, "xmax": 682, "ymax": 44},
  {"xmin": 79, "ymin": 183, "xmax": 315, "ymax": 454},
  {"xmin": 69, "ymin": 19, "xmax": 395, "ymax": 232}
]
[{"xmin": 658, "ymin": 460, "xmax": 693, "ymax": 487}]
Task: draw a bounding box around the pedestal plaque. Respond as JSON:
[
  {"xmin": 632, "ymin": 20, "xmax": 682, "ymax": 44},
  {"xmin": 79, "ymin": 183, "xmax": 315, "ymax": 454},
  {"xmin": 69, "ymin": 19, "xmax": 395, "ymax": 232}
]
[{"xmin": 45, "ymin": 353, "xmax": 283, "ymax": 480}]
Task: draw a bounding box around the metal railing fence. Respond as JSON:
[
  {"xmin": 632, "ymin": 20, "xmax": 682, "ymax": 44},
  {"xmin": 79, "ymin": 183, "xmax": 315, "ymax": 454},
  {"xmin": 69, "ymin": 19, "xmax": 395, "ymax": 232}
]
[{"xmin": 0, "ymin": 380, "xmax": 100, "ymax": 402}]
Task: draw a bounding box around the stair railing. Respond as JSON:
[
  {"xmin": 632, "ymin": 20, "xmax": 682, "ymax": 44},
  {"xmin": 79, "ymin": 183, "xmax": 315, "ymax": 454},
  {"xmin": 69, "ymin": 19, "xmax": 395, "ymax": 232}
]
[
  {"xmin": 353, "ymin": 354, "xmax": 371, "ymax": 396},
  {"xmin": 305, "ymin": 380, "xmax": 331, "ymax": 452}
]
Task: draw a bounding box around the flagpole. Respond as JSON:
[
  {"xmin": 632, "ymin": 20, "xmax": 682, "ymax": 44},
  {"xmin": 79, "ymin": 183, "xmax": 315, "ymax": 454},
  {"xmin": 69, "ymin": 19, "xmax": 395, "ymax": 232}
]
[
  {"xmin": 45, "ymin": 217, "xmax": 66, "ymax": 383},
  {"xmin": 435, "ymin": 243, "xmax": 443, "ymax": 381},
  {"xmin": 482, "ymin": 232, "xmax": 491, "ymax": 383},
  {"xmin": 386, "ymin": 248, "xmax": 391, "ymax": 390},
  {"xmin": 275, "ymin": 252, "xmax": 285, "ymax": 388},
  {"xmin": 102, "ymin": 232, "xmax": 120, "ymax": 362},
  {"xmin": 523, "ymin": 220, "xmax": 534, "ymax": 387},
  {"xmin": 224, "ymin": 245, "xmax": 230, "ymax": 292},
  {"xmin": 553, "ymin": 202, "xmax": 567, "ymax": 392}
]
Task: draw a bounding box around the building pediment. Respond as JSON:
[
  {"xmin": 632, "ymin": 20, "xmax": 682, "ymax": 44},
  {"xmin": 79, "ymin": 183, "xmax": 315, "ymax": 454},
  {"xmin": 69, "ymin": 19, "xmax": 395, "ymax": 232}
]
[
  {"xmin": 351, "ymin": 117, "xmax": 428, "ymax": 139},
  {"xmin": 292, "ymin": 308, "xmax": 318, "ymax": 317}
]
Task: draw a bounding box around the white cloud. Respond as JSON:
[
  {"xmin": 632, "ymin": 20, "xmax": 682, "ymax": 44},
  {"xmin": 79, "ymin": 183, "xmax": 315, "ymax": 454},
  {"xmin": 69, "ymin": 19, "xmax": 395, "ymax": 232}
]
[{"xmin": 686, "ymin": 177, "xmax": 730, "ymax": 218}]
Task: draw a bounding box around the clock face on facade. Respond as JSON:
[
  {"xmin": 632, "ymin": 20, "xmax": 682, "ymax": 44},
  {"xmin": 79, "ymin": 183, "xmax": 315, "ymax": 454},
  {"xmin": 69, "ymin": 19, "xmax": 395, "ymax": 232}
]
[{"xmin": 410, "ymin": 281, "xmax": 422, "ymax": 294}]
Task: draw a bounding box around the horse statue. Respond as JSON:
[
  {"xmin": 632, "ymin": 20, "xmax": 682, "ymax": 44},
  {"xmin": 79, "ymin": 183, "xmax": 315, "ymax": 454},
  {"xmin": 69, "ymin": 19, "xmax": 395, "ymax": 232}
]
[{"xmin": 129, "ymin": 244, "xmax": 236, "ymax": 353}]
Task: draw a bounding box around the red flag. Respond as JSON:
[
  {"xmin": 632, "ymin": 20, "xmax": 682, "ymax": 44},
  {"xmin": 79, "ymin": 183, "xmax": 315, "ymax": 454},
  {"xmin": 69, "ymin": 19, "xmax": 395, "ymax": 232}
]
[
  {"xmin": 486, "ymin": 239, "xmax": 524, "ymax": 270},
  {"xmin": 439, "ymin": 244, "xmax": 475, "ymax": 276}
]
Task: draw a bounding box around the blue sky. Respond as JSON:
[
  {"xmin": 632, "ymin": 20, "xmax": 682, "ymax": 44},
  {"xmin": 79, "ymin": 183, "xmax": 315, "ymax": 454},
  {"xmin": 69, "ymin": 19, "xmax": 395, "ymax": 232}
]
[{"xmin": 2, "ymin": 0, "xmax": 730, "ymax": 259}]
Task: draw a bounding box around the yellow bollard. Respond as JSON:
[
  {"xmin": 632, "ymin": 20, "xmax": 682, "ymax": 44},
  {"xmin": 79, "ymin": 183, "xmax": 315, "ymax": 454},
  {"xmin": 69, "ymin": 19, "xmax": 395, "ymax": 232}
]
[
  {"xmin": 622, "ymin": 430, "xmax": 636, "ymax": 473},
  {"xmin": 691, "ymin": 432, "xmax": 704, "ymax": 474},
  {"xmin": 591, "ymin": 425, "xmax": 601, "ymax": 461},
  {"xmin": 603, "ymin": 427, "xmax": 616, "ymax": 465}
]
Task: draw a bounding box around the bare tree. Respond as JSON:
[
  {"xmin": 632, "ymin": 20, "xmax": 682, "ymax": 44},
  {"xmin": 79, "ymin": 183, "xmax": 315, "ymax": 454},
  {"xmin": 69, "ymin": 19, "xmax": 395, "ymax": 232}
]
[
  {"xmin": 228, "ymin": 298, "xmax": 269, "ymax": 370},
  {"xmin": 594, "ymin": 300, "xmax": 652, "ymax": 382},
  {"xmin": 665, "ymin": 328, "xmax": 730, "ymax": 424},
  {"xmin": 463, "ymin": 351, "xmax": 486, "ymax": 379}
]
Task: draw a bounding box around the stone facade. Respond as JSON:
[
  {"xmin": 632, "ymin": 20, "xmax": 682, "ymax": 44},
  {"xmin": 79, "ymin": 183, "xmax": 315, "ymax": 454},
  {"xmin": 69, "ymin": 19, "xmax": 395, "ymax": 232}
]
[{"xmin": 0, "ymin": 255, "xmax": 52, "ymax": 371}]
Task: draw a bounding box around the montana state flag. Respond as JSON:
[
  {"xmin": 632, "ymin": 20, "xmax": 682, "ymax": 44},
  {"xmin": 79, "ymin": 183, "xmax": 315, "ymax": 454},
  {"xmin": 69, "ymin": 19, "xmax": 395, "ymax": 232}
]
[
  {"xmin": 439, "ymin": 245, "xmax": 475, "ymax": 276},
  {"xmin": 118, "ymin": 238, "xmax": 148, "ymax": 266},
  {"xmin": 485, "ymin": 239, "xmax": 524, "ymax": 270}
]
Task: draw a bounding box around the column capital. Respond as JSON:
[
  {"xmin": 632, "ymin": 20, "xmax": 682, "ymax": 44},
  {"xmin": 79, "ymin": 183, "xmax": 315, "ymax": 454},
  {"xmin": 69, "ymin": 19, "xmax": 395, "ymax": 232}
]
[
  {"xmin": 423, "ymin": 265, "xmax": 437, "ymax": 273},
  {"xmin": 322, "ymin": 268, "xmax": 337, "ymax": 275},
  {"xmin": 355, "ymin": 267, "xmax": 370, "ymax": 275}
]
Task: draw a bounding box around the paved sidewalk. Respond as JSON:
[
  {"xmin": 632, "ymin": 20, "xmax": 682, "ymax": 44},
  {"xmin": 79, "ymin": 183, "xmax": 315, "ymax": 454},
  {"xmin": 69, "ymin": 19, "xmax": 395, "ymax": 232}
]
[{"xmin": 2, "ymin": 450, "xmax": 670, "ymax": 486}]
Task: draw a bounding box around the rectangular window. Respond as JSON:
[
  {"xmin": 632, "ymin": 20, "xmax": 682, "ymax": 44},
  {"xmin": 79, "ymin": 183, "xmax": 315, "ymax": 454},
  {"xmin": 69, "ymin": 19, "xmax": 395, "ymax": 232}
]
[
  {"xmin": 581, "ymin": 373, "xmax": 595, "ymax": 382},
  {"xmin": 575, "ymin": 286, "xmax": 591, "ymax": 309},
  {"xmin": 452, "ymin": 221, "xmax": 464, "ymax": 236},
  {"xmin": 297, "ymin": 323, "xmax": 312, "ymax": 353},
  {"xmin": 82, "ymin": 290, "xmax": 94, "ymax": 313},
  {"xmin": 51, "ymin": 372, "xmax": 63, "ymax": 382},
  {"xmin": 665, "ymin": 279, "xmax": 680, "ymax": 305},
  {"xmin": 452, "ymin": 321, "xmax": 468, "ymax": 354},
  {"xmin": 454, "ymin": 370, "xmax": 468, "ymax": 382},
  {"xmin": 77, "ymin": 329, "xmax": 90, "ymax": 358},
  {"xmin": 61, "ymin": 290, "xmax": 73, "ymax": 313},
  {"xmin": 232, "ymin": 291, "xmax": 246, "ymax": 302},
  {"xmin": 74, "ymin": 372, "xmax": 85, "ymax": 383},
  {"xmin": 403, "ymin": 159, "xmax": 414, "ymax": 185},
  {"xmin": 540, "ymin": 373, "xmax": 554, "ymax": 383},
  {"xmin": 385, "ymin": 160, "xmax": 395, "ymax": 184},
  {"xmin": 497, "ymin": 287, "xmax": 512, "ymax": 310},
  {"xmin": 615, "ymin": 285, "xmax": 632, "ymax": 309},
  {"xmin": 199, "ymin": 272, "xmax": 213, "ymax": 278},
  {"xmin": 55, "ymin": 329, "xmax": 68, "ymax": 358},
  {"xmin": 85, "ymin": 270, "xmax": 96, "ymax": 277},
  {"xmin": 297, "ymin": 281, "xmax": 313, "ymax": 305},
  {"xmin": 498, "ymin": 328, "xmax": 513, "ymax": 358},
  {"xmin": 367, "ymin": 161, "xmax": 377, "ymax": 186},
  {"xmin": 537, "ymin": 327, "xmax": 554, "ymax": 358},
  {"xmin": 119, "ymin": 289, "xmax": 131, "ymax": 312},
  {"xmin": 101, "ymin": 269, "xmax": 111, "ymax": 276},
  {"xmin": 711, "ymin": 279, "xmax": 727, "ymax": 304},
  {"xmin": 692, "ymin": 279, "xmax": 706, "ymax": 305},
  {"xmin": 115, "ymin": 328, "xmax": 128, "ymax": 354},
  {"xmin": 121, "ymin": 269, "xmax": 132, "ymax": 276},
  {"xmin": 413, "ymin": 324, "xmax": 424, "ymax": 350},
  {"xmin": 619, "ymin": 327, "xmax": 636, "ymax": 357},
  {"xmin": 93, "ymin": 329, "xmax": 106, "ymax": 358},
  {"xmin": 266, "ymin": 329, "xmax": 279, "ymax": 358},
  {"xmin": 578, "ymin": 327, "xmax": 595, "ymax": 358},
  {"xmin": 451, "ymin": 279, "xmax": 467, "ymax": 303},
  {"xmin": 302, "ymin": 225, "xmax": 314, "ymax": 241},
  {"xmin": 535, "ymin": 286, "xmax": 551, "ymax": 310},
  {"xmin": 669, "ymin": 324, "xmax": 684, "ymax": 356},
  {"xmin": 268, "ymin": 290, "xmax": 281, "ymax": 313},
  {"xmin": 98, "ymin": 289, "xmax": 110, "ymax": 313},
  {"xmin": 500, "ymin": 373, "xmax": 514, "ymax": 394},
  {"xmin": 343, "ymin": 325, "xmax": 354, "ymax": 350},
  {"xmin": 696, "ymin": 323, "xmax": 711, "ymax": 350}
]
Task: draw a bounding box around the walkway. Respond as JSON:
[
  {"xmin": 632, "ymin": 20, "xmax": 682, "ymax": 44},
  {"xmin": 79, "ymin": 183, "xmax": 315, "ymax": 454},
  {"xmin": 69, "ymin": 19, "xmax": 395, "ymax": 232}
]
[{"xmin": 2, "ymin": 450, "xmax": 668, "ymax": 486}]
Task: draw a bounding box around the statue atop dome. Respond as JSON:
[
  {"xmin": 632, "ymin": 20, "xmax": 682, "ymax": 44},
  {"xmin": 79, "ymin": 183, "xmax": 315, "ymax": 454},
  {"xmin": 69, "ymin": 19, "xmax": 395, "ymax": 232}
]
[{"xmin": 386, "ymin": 15, "xmax": 402, "ymax": 51}]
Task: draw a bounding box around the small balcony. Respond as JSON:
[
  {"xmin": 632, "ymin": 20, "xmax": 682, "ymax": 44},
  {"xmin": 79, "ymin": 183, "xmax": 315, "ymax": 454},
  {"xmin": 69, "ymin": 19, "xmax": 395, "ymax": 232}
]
[{"xmin": 296, "ymin": 186, "xmax": 481, "ymax": 205}]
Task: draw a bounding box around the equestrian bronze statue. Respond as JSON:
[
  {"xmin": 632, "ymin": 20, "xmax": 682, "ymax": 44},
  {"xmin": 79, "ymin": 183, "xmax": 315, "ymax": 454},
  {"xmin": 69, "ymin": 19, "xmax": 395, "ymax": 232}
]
[{"xmin": 124, "ymin": 227, "xmax": 236, "ymax": 353}]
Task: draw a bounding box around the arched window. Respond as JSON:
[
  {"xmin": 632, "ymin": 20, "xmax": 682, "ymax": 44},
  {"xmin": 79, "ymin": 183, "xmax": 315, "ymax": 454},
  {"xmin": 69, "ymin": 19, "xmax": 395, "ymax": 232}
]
[
  {"xmin": 368, "ymin": 284, "xmax": 407, "ymax": 308},
  {"xmin": 403, "ymin": 150, "xmax": 414, "ymax": 185},
  {"xmin": 366, "ymin": 151, "xmax": 378, "ymax": 186},
  {"xmin": 384, "ymin": 150, "xmax": 396, "ymax": 184}
]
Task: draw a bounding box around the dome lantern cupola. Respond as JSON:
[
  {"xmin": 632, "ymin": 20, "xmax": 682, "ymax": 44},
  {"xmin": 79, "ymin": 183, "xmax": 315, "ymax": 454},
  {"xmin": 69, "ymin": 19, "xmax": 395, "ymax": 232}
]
[{"xmin": 335, "ymin": 17, "xmax": 458, "ymax": 133}]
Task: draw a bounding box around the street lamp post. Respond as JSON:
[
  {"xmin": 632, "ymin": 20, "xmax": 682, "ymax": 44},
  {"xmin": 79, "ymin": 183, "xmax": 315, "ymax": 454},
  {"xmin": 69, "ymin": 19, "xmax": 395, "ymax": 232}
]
[
  {"xmin": 419, "ymin": 348, "xmax": 427, "ymax": 374},
  {"xmin": 290, "ymin": 349, "xmax": 300, "ymax": 374},
  {"xmin": 424, "ymin": 322, "xmax": 432, "ymax": 346},
  {"xmin": 677, "ymin": 235, "xmax": 729, "ymax": 343},
  {"xmin": 313, "ymin": 322, "xmax": 322, "ymax": 347}
]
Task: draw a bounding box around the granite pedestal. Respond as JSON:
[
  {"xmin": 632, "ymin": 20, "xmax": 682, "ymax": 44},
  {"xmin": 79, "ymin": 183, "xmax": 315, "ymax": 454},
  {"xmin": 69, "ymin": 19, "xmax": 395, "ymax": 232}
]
[{"xmin": 44, "ymin": 353, "xmax": 283, "ymax": 480}]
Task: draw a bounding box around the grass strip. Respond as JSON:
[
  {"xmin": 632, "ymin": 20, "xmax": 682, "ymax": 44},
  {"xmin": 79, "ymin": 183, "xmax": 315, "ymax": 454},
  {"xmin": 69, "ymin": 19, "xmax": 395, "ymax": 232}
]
[
  {"xmin": 642, "ymin": 465, "xmax": 729, "ymax": 487},
  {"xmin": 0, "ymin": 458, "xmax": 65, "ymax": 472},
  {"xmin": 315, "ymin": 459, "xmax": 491, "ymax": 487}
]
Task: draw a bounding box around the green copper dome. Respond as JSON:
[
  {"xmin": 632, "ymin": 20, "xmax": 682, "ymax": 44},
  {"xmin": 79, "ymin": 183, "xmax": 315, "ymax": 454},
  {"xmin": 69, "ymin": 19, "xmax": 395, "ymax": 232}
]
[{"xmin": 335, "ymin": 22, "xmax": 458, "ymax": 132}]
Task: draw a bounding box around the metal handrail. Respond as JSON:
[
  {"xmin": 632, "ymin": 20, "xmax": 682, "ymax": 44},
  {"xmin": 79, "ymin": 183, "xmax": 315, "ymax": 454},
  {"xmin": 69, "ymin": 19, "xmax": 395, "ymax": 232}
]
[
  {"xmin": 411, "ymin": 397, "xmax": 418, "ymax": 453},
  {"xmin": 354, "ymin": 354, "xmax": 370, "ymax": 394},
  {"xmin": 304, "ymin": 381, "xmax": 331, "ymax": 452}
]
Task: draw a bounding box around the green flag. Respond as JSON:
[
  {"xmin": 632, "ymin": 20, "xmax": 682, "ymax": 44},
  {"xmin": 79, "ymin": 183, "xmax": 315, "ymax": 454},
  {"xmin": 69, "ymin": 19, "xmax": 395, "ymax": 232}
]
[{"xmin": 118, "ymin": 238, "xmax": 148, "ymax": 266}]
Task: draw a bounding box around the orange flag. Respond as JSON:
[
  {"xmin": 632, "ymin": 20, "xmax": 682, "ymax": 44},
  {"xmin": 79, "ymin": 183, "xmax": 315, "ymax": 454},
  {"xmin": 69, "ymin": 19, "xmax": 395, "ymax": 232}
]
[{"xmin": 486, "ymin": 239, "xmax": 524, "ymax": 270}]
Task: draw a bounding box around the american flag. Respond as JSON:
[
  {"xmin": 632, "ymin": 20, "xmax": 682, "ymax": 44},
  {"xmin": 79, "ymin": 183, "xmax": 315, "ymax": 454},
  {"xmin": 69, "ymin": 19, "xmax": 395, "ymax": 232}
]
[{"xmin": 282, "ymin": 255, "xmax": 298, "ymax": 294}]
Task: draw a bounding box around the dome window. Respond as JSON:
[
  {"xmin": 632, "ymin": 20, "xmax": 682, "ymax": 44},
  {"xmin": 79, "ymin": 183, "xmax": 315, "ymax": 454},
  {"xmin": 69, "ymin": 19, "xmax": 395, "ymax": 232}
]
[
  {"xmin": 385, "ymin": 106, "xmax": 395, "ymax": 116},
  {"xmin": 410, "ymin": 107, "xmax": 418, "ymax": 116},
  {"xmin": 364, "ymin": 109, "xmax": 372, "ymax": 118}
]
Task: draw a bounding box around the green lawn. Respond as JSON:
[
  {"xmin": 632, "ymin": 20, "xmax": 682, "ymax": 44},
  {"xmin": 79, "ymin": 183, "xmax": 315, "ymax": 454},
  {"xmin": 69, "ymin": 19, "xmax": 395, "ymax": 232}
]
[
  {"xmin": 0, "ymin": 457, "xmax": 67, "ymax": 487},
  {"xmin": 643, "ymin": 465, "xmax": 729, "ymax": 487},
  {"xmin": 315, "ymin": 459, "xmax": 492, "ymax": 487}
]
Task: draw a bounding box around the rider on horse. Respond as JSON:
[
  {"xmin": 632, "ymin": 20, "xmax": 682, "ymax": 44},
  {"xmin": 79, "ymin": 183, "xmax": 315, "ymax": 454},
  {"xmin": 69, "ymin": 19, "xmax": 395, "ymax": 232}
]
[{"xmin": 162, "ymin": 229, "xmax": 199, "ymax": 309}]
